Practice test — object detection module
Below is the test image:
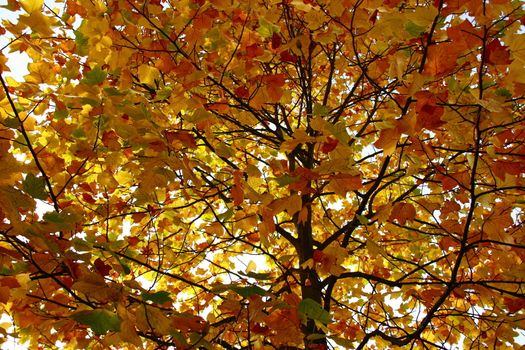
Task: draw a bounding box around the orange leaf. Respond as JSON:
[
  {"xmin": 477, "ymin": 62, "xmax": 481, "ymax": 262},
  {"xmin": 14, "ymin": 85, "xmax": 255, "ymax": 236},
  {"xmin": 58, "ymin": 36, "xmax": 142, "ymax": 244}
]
[
  {"xmin": 374, "ymin": 128, "xmax": 400, "ymax": 156},
  {"xmin": 326, "ymin": 174, "xmax": 362, "ymax": 196},
  {"xmin": 165, "ymin": 131, "xmax": 197, "ymax": 149},
  {"xmin": 424, "ymin": 43, "xmax": 460, "ymax": 77},
  {"xmin": 389, "ymin": 202, "xmax": 416, "ymax": 225},
  {"xmin": 446, "ymin": 20, "xmax": 480, "ymax": 52},
  {"xmin": 0, "ymin": 286, "xmax": 10, "ymax": 304}
]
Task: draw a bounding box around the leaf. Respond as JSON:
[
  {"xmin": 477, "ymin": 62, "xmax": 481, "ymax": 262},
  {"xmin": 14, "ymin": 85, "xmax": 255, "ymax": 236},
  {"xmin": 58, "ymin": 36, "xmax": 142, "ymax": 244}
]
[
  {"xmin": 19, "ymin": 0, "xmax": 43, "ymax": 13},
  {"xmin": 81, "ymin": 66, "xmax": 107, "ymax": 85},
  {"xmin": 424, "ymin": 43, "xmax": 460, "ymax": 77},
  {"xmin": 414, "ymin": 91, "xmax": 446, "ymax": 130},
  {"xmin": 22, "ymin": 173, "xmax": 48, "ymax": 200},
  {"xmin": 298, "ymin": 298, "xmax": 331, "ymax": 325},
  {"xmin": 238, "ymin": 271, "xmax": 273, "ymax": 280},
  {"xmin": 389, "ymin": 202, "xmax": 416, "ymax": 225},
  {"xmin": 503, "ymin": 297, "xmax": 525, "ymax": 313},
  {"xmin": 141, "ymin": 290, "xmax": 172, "ymax": 304},
  {"xmin": 374, "ymin": 127, "xmax": 399, "ymax": 156},
  {"xmin": 213, "ymin": 284, "xmax": 267, "ymax": 298},
  {"xmin": 74, "ymin": 30, "xmax": 89, "ymax": 55},
  {"xmin": 485, "ymin": 39, "xmax": 512, "ymax": 65},
  {"xmin": 42, "ymin": 208, "xmax": 81, "ymax": 230},
  {"xmin": 138, "ymin": 64, "xmax": 160, "ymax": 87},
  {"xmin": 71, "ymin": 309, "xmax": 120, "ymax": 335},
  {"xmin": 0, "ymin": 186, "xmax": 34, "ymax": 219},
  {"xmin": 405, "ymin": 21, "xmax": 425, "ymax": 37},
  {"xmin": 321, "ymin": 136, "xmax": 338, "ymax": 153}
]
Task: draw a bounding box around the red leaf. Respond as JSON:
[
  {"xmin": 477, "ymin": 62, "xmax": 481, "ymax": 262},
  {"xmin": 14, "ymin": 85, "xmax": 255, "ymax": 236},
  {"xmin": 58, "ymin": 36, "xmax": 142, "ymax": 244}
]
[
  {"xmin": 485, "ymin": 39, "xmax": 512, "ymax": 65},
  {"xmin": 383, "ymin": 0, "xmax": 401, "ymax": 7},
  {"xmin": 0, "ymin": 277, "xmax": 20, "ymax": 288},
  {"xmin": 504, "ymin": 297, "xmax": 525, "ymax": 313},
  {"xmin": 246, "ymin": 43, "xmax": 264, "ymax": 58},
  {"xmin": 94, "ymin": 258, "xmax": 111, "ymax": 277},
  {"xmin": 271, "ymin": 32, "xmax": 282, "ymax": 50},
  {"xmin": 415, "ymin": 91, "xmax": 446, "ymax": 130},
  {"xmin": 235, "ymin": 86, "xmax": 250, "ymax": 99},
  {"xmin": 232, "ymin": 170, "xmax": 244, "ymax": 205},
  {"xmin": 101, "ymin": 130, "xmax": 120, "ymax": 149},
  {"xmin": 128, "ymin": 236, "xmax": 140, "ymax": 246},
  {"xmin": 251, "ymin": 323, "xmax": 270, "ymax": 335},
  {"xmin": 321, "ymin": 137, "xmax": 338, "ymax": 153},
  {"xmin": 82, "ymin": 193, "xmax": 97, "ymax": 204},
  {"xmin": 313, "ymin": 250, "xmax": 325, "ymax": 263},
  {"xmin": 280, "ymin": 50, "xmax": 297, "ymax": 63},
  {"xmin": 165, "ymin": 131, "xmax": 197, "ymax": 148}
]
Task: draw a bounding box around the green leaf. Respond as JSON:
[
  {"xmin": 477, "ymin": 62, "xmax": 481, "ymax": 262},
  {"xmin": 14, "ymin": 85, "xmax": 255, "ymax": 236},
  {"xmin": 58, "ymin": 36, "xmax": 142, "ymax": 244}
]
[
  {"xmin": 81, "ymin": 66, "xmax": 107, "ymax": 86},
  {"xmin": 4, "ymin": 117, "xmax": 20, "ymax": 129},
  {"xmin": 405, "ymin": 21, "xmax": 425, "ymax": 37},
  {"xmin": 141, "ymin": 290, "xmax": 172, "ymax": 304},
  {"xmin": 217, "ymin": 208, "xmax": 234, "ymax": 222},
  {"xmin": 72, "ymin": 128, "xmax": 86, "ymax": 139},
  {"xmin": 80, "ymin": 98, "xmax": 100, "ymax": 106},
  {"xmin": 238, "ymin": 271, "xmax": 273, "ymax": 280},
  {"xmin": 42, "ymin": 208, "xmax": 81, "ymax": 229},
  {"xmin": 313, "ymin": 103, "xmax": 329, "ymax": 117},
  {"xmin": 257, "ymin": 18, "xmax": 278, "ymax": 38},
  {"xmin": 306, "ymin": 333, "xmax": 327, "ymax": 341},
  {"xmin": 70, "ymin": 309, "xmax": 120, "ymax": 335},
  {"xmin": 298, "ymin": 298, "xmax": 331, "ymax": 325},
  {"xmin": 330, "ymin": 336, "xmax": 354, "ymax": 347},
  {"xmin": 23, "ymin": 173, "xmax": 48, "ymax": 200},
  {"xmin": 104, "ymin": 87, "xmax": 127, "ymax": 96},
  {"xmin": 356, "ymin": 214, "xmax": 369, "ymax": 225},
  {"xmin": 212, "ymin": 284, "xmax": 267, "ymax": 298},
  {"xmin": 156, "ymin": 87, "xmax": 173, "ymax": 100},
  {"xmin": 189, "ymin": 333, "xmax": 214, "ymax": 349},
  {"xmin": 54, "ymin": 108, "xmax": 68, "ymax": 120},
  {"xmin": 274, "ymin": 174, "xmax": 299, "ymax": 187},
  {"xmin": 495, "ymin": 88, "xmax": 512, "ymax": 98},
  {"xmin": 232, "ymin": 285, "xmax": 267, "ymax": 297},
  {"xmin": 43, "ymin": 211, "xmax": 64, "ymax": 223},
  {"xmin": 74, "ymin": 30, "xmax": 88, "ymax": 56}
]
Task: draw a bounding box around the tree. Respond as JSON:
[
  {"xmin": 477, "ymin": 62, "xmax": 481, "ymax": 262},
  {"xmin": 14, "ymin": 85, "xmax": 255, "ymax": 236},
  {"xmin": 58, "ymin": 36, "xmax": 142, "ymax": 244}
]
[{"xmin": 0, "ymin": 0, "xmax": 524, "ymax": 348}]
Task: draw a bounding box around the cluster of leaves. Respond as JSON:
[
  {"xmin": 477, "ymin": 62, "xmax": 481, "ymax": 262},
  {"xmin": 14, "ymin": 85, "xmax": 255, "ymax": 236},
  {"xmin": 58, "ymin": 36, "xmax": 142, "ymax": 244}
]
[{"xmin": 0, "ymin": 0, "xmax": 524, "ymax": 348}]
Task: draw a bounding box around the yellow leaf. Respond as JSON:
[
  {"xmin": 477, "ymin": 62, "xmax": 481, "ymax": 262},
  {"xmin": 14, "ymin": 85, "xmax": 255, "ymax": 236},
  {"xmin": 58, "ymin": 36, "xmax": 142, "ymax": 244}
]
[
  {"xmin": 366, "ymin": 239, "xmax": 385, "ymax": 258},
  {"xmin": 25, "ymin": 62, "xmax": 52, "ymax": 84},
  {"xmin": 138, "ymin": 64, "xmax": 160, "ymax": 87},
  {"xmin": 19, "ymin": 12, "xmax": 53, "ymax": 36},
  {"xmin": 20, "ymin": 0, "xmax": 44, "ymax": 13},
  {"xmin": 284, "ymin": 194, "xmax": 302, "ymax": 216},
  {"xmin": 119, "ymin": 319, "xmax": 142, "ymax": 347},
  {"xmin": 136, "ymin": 305, "xmax": 172, "ymax": 335}
]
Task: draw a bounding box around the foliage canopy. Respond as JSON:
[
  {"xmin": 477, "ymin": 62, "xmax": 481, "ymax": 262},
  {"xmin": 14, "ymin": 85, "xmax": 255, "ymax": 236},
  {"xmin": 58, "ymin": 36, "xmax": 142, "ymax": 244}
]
[{"xmin": 0, "ymin": 0, "xmax": 525, "ymax": 348}]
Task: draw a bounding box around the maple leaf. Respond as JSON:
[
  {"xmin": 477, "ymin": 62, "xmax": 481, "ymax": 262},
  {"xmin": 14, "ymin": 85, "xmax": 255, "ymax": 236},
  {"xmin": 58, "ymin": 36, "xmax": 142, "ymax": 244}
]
[
  {"xmin": 414, "ymin": 91, "xmax": 446, "ymax": 130},
  {"xmin": 485, "ymin": 39, "xmax": 512, "ymax": 65},
  {"xmin": 321, "ymin": 136, "xmax": 338, "ymax": 153},
  {"xmin": 389, "ymin": 202, "xmax": 417, "ymax": 225},
  {"xmin": 424, "ymin": 43, "xmax": 460, "ymax": 77}
]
